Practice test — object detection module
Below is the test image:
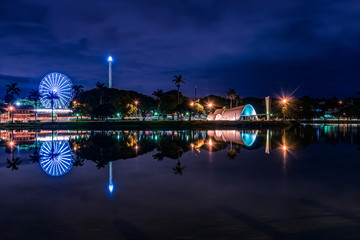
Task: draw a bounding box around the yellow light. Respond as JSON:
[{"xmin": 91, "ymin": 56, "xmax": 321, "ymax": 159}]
[
  {"xmin": 282, "ymin": 99, "xmax": 287, "ymax": 104},
  {"xmin": 208, "ymin": 103, "xmax": 213, "ymax": 107},
  {"xmin": 190, "ymin": 102, "xmax": 194, "ymax": 106},
  {"xmin": 134, "ymin": 101, "xmax": 138, "ymax": 105},
  {"xmin": 9, "ymin": 141, "xmax": 14, "ymax": 146},
  {"xmin": 208, "ymin": 139, "xmax": 213, "ymax": 146},
  {"xmin": 283, "ymin": 145, "xmax": 287, "ymax": 151},
  {"xmin": 73, "ymin": 100, "xmax": 77, "ymax": 104},
  {"xmin": 9, "ymin": 106, "xmax": 14, "ymax": 111}
]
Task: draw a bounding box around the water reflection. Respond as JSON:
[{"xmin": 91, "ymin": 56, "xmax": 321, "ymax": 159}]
[
  {"xmin": 39, "ymin": 140, "xmax": 73, "ymax": 176},
  {"xmin": 1, "ymin": 125, "xmax": 360, "ymax": 239},
  {"xmin": 0, "ymin": 125, "xmax": 359, "ymax": 176}
]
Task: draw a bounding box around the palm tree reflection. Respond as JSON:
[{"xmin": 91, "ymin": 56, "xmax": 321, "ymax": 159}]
[
  {"xmin": 6, "ymin": 157, "xmax": 21, "ymax": 170},
  {"xmin": 173, "ymin": 159, "xmax": 186, "ymax": 175}
]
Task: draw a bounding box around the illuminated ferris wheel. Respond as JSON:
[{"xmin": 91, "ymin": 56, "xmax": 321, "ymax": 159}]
[
  {"xmin": 39, "ymin": 141, "xmax": 74, "ymax": 176},
  {"xmin": 39, "ymin": 72, "xmax": 73, "ymax": 109}
]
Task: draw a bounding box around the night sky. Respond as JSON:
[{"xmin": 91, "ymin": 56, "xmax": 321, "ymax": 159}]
[{"xmin": 1, "ymin": 0, "xmax": 359, "ymax": 98}]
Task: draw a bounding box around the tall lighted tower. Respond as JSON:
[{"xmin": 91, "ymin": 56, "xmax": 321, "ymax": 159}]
[
  {"xmin": 107, "ymin": 56, "xmax": 114, "ymax": 194},
  {"xmin": 108, "ymin": 56, "xmax": 113, "ymax": 88}
]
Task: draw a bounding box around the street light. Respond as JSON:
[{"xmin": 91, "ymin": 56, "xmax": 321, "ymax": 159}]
[
  {"xmin": 9, "ymin": 105, "xmax": 14, "ymax": 123},
  {"xmin": 134, "ymin": 100, "xmax": 139, "ymax": 117},
  {"xmin": 281, "ymin": 98, "xmax": 288, "ymax": 121}
]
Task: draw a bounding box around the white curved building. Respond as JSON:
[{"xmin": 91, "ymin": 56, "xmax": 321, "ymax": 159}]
[{"xmin": 207, "ymin": 104, "xmax": 258, "ymax": 121}]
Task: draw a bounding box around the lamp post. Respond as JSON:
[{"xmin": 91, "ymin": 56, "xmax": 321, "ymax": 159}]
[
  {"xmin": 207, "ymin": 103, "xmax": 213, "ymax": 118},
  {"xmin": 134, "ymin": 100, "xmax": 139, "ymax": 117},
  {"xmin": 190, "ymin": 101, "xmax": 194, "ymax": 121},
  {"xmin": 282, "ymin": 99, "xmax": 287, "ymax": 121},
  {"xmin": 9, "ymin": 105, "xmax": 14, "ymax": 123},
  {"xmin": 108, "ymin": 56, "xmax": 113, "ymax": 88}
]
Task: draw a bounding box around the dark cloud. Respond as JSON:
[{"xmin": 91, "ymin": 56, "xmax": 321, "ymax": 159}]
[{"xmin": 0, "ymin": 0, "xmax": 359, "ymax": 98}]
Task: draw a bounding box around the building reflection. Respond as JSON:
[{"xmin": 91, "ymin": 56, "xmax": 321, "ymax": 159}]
[{"xmin": 207, "ymin": 130, "xmax": 258, "ymax": 147}]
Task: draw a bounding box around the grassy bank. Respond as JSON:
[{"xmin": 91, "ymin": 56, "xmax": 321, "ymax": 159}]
[{"xmin": 0, "ymin": 120, "xmax": 296, "ymax": 130}]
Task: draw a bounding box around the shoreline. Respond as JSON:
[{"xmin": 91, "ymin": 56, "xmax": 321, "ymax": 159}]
[
  {"xmin": 0, "ymin": 120, "xmax": 358, "ymax": 130},
  {"xmin": 0, "ymin": 120, "xmax": 296, "ymax": 130}
]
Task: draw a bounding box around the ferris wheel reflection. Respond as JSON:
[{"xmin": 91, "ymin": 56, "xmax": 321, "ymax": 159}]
[{"xmin": 39, "ymin": 140, "xmax": 74, "ymax": 176}]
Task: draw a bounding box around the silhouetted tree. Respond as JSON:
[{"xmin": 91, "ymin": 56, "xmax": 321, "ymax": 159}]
[
  {"xmin": 172, "ymin": 75, "xmax": 185, "ymax": 105},
  {"xmin": 44, "ymin": 91, "xmax": 60, "ymax": 122},
  {"xmin": 28, "ymin": 89, "xmax": 41, "ymax": 121},
  {"xmin": 227, "ymin": 89, "xmax": 236, "ymax": 109}
]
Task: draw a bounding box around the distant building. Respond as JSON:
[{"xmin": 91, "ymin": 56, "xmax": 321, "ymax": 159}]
[{"xmin": 207, "ymin": 104, "xmax": 258, "ymax": 121}]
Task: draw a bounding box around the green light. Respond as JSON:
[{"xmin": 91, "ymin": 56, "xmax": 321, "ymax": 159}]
[{"xmin": 76, "ymin": 114, "xmax": 79, "ymax": 116}]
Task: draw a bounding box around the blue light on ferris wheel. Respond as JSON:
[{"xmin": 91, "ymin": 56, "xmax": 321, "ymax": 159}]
[
  {"xmin": 108, "ymin": 56, "xmax": 113, "ymax": 62},
  {"xmin": 39, "ymin": 72, "xmax": 73, "ymax": 109}
]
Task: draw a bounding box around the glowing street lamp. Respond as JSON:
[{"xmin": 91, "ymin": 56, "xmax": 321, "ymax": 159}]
[
  {"xmin": 8, "ymin": 105, "xmax": 14, "ymax": 123},
  {"xmin": 281, "ymin": 98, "xmax": 288, "ymax": 121},
  {"xmin": 134, "ymin": 100, "xmax": 139, "ymax": 117}
]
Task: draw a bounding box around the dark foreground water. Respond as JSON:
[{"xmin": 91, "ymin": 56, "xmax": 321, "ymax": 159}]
[{"xmin": 0, "ymin": 125, "xmax": 360, "ymax": 240}]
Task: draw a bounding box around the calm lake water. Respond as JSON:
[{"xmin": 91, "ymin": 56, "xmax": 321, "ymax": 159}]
[{"xmin": 0, "ymin": 125, "xmax": 360, "ymax": 240}]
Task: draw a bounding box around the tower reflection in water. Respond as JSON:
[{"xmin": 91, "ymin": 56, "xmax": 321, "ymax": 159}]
[{"xmin": 39, "ymin": 140, "xmax": 74, "ymax": 176}]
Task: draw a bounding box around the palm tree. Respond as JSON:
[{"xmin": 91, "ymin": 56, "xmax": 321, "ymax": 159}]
[
  {"xmin": 96, "ymin": 82, "xmax": 105, "ymax": 104},
  {"xmin": 44, "ymin": 91, "xmax": 60, "ymax": 123},
  {"xmin": 6, "ymin": 82, "xmax": 21, "ymax": 122},
  {"xmin": 28, "ymin": 89, "xmax": 41, "ymax": 121},
  {"xmin": 227, "ymin": 89, "xmax": 237, "ymax": 109},
  {"xmin": 172, "ymin": 75, "xmax": 185, "ymax": 105},
  {"xmin": 235, "ymin": 94, "xmax": 242, "ymax": 107},
  {"xmin": 152, "ymin": 89, "xmax": 164, "ymax": 112},
  {"xmin": 6, "ymin": 82, "xmax": 21, "ymax": 99},
  {"xmin": 72, "ymin": 85, "xmax": 84, "ymax": 100}
]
